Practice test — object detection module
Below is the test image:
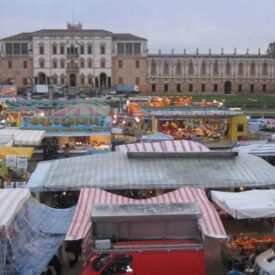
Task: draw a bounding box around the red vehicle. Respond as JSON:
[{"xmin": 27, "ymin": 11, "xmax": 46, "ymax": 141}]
[{"xmin": 81, "ymin": 203, "xmax": 207, "ymax": 275}]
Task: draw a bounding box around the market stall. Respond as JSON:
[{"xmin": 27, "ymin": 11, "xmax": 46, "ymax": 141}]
[{"xmin": 66, "ymin": 187, "xmax": 227, "ymax": 262}]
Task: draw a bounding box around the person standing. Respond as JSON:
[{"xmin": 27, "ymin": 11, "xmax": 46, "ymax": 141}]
[{"xmin": 64, "ymin": 143, "xmax": 70, "ymax": 158}]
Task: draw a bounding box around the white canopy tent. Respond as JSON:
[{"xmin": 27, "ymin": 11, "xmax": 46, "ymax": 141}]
[
  {"xmin": 0, "ymin": 189, "xmax": 30, "ymax": 232},
  {"xmin": 211, "ymin": 189, "xmax": 275, "ymax": 219},
  {"xmin": 0, "ymin": 128, "xmax": 45, "ymax": 146},
  {"xmin": 141, "ymin": 132, "xmax": 174, "ymax": 142}
]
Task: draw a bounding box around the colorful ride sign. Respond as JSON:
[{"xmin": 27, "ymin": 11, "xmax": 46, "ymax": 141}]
[{"xmin": 21, "ymin": 115, "xmax": 112, "ymax": 132}]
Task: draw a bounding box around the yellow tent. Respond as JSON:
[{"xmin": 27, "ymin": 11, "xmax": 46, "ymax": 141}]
[{"xmin": 0, "ymin": 147, "xmax": 34, "ymax": 160}]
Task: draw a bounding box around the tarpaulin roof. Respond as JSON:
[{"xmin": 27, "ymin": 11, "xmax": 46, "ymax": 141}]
[
  {"xmin": 0, "ymin": 134, "xmax": 14, "ymax": 146},
  {"xmin": 66, "ymin": 187, "xmax": 227, "ymax": 242},
  {"xmin": 0, "ymin": 146, "xmax": 34, "ymax": 160},
  {"xmin": 26, "ymin": 151, "xmax": 275, "ymax": 191},
  {"xmin": 141, "ymin": 132, "xmax": 174, "ymax": 142},
  {"xmin": 211, "ymin": 189, "xmax": 275, "ymax": 219},
  {"xmin": 116, "ymin": 140, "xmax": 209, "ymax": 153},
  {"xmin": 0, "ymin": 189, "xmax": 30, "ymax": 230},
  {"xmin": 0, "ymin": 195, "xmax": 76, "ymax": 274},
  {"xmin": 232, "ymin": 142, "xmax": 275, "ymax": 157},
  {"xmin": 0, "ymin": 128, "xmax": 45, "ymax": 146}
]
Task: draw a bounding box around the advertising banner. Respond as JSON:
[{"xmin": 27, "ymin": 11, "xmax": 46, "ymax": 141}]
[
  {"xmin": 5, "ymin": 155, "xmax": 17, "ymax": 168},
  {"xmin": 0, "ymin": 85, "xmax": 17, "ymax": 98},
  {"xmin": 17, "ymin": 157, "xmax": 28, "ymax": 170},
  {"xmin": 21, "ymin": 115, "xmax": 112, "ymax": 132}
]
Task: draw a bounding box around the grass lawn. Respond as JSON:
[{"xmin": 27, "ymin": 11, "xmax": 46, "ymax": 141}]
[{"xmin": 145, "ymin": 93, "xmax": 275, "ymax": 108}]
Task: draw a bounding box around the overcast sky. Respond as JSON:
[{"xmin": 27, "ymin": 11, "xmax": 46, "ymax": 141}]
[{"xmin": 0, "ymin": 0, "xmax": 274, "ymax": 54}]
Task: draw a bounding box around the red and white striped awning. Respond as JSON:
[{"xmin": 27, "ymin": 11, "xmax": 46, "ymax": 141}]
[
  {"xmin": 115, "ymin": 140, "xmax": 209, "ymax": 153},
  {"xmin": 66, "ymin": 187, "xmax": 227, "ymax": 241}
]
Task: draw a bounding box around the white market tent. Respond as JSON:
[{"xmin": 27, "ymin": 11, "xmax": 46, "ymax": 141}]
[
  {"xmin": 232, "ymin": 142, "xmax": 275, "ymax": 157},
  {"xmin": 141, "ymin": 132, "xmax": 174, "ymax": 142},
  {"xmin": 0, "ymin": 128, "xmax": 45, "ymax": 146},
  {"xmin": 0, "ymin": 189, "xmax": 30, "ymax": 231},
  {"xmin": 211, "ymin": 189, "xmax": 275, "ymax": 219}
]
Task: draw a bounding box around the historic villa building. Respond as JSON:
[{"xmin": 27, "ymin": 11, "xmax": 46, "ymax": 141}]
[
  {"xmin": 0, "ymin": 23, "xmax": 275, "ymax": 94},
  {"xmin": 148, "ymin": 50, "xmax": 275, "ymax": 94}
]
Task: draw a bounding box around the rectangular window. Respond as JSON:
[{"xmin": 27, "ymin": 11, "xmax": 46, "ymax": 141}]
[
  {"xmin": 60, "ymin": 45, "xmax": 64, "ymax": 55},
  {"xmin": 53, "ymin": 60, "xmax": 57, "ymax": 68},
  {"xmin": 100, "ymin": 45, "xmax": 105, "ymax": 54},
  {"xmin": 189, "ymin": 84, "xmax": 193, "ymax": 92},
  {"xmin": 118, "ymin": 77, "xmax": 123, "ymax": 84},
  {"xmin": 250, "ymin": 84, "xmax": 254, "ymax": 93},
  {"xmin": 21, "ymin": 43, "xmax": 28, "ymax": 55},
  {"xmin": 126, "ymin": 43, "xmax": 133, "ymax": 55},
  {"xmin": 135, "ymin": 77, "xmax": 140, "ymax": 85},
  {"xmin": 80, "ymin": 45, "xmax": 84, "ymax": 55},
  {"xmin": 263, "ymin": 84, "xmax": 267, "ymax": 92},
  {"xmin": 237, "ymin": 124, "xmax": 244, "ymax": 132},
  {"xmin": 23, "ymin": 60, "xmax": 28, "ymax": 69},
  {"xmin": 213, "ymin": 83, "xmax": 218, "ymax": 92},
  {"xmin": 201, "ymin": 84, "xmax": 205, "ymax": 92},
  {"xmin": 13, "ymin": 43, "xmax": 20, "ymax": 55},
  {"xmin": 88, "ymin": 45, "xmax": 92, "ymax": 54},
  {"xmin": 40, "ymin": 60, "xmax": 44, "ymax": 68},
  {"xmin": 164, "ymin": 84, "xmax": 169, "ymax": 92},
  {"xmin": 23, "ymin": 78, "xmax": 28, "ymax": 86},
  {"xmin": 152, "ymin": 84, "xmax": 156, "ymax": 92},
  {"xmin": 60, "ymin": 60, "xmax": 65, "ymax": 68},
  {"xmin": 39, "ymin": 46, "xmax": 44, "ymax": 55},
  {"xmin": 134, "ymin": 43, "xmax": 141, "ymax": 55},
  {"xmin": 5, "ymin": 43, "xmax": 12, "ymax": 55},
  {"xmin": 135, "ymin": 60, "xmax": 140, "ymax": 68},
  {"xmin": 238, "ymin": 84, "xmax": 242, "ymax": 92},
  {"xmin": 52, "ymin": 45, "xmax": 57, "ymax": 55},
  {"xmin": 8, "ymin": 60, "xmax": 12, "ymax": 69},
  {"xmin": 118, "ymin": 60, "xmax": 123, "ymax": 68},
  {"xmin": 117, "ymin": 43, "xmax": 124, "ymax": 55},
  {"xmin": 88, "ymin": 78, "xmax": 92, "ymax": 85},
  {"xmin": 176, "ymin": 84, "xmax": 181, "ymax": 93}
]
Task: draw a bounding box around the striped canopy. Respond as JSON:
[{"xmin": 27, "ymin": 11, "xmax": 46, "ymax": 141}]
[
  {"xmin": 54, "ymin": 103, "xmax": 110, "ymax": 116},
  {"xmin": 66, "ymin": 188, "xmax": 227, "ymax": 261}
]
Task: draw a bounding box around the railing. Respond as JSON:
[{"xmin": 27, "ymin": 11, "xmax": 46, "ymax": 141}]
[
  {"xmin": 66, "ymin": 53, "xmax": 79, "ymax": 59},
  {"xmin": 66, "ymin": 65, "xmax": 79, "ymax": 73}
]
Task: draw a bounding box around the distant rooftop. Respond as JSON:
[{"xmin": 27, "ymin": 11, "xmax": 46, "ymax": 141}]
[
  {"xmin": 1, "ymin": 32, "xmax": 33, "ymax": 41},
  {"xmin": 113, "ymin": 33, "xmax": 147, "ymax": 41}
]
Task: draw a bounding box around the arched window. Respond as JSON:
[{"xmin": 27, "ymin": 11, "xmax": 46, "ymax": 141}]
[
  {"xmin": 262, "ymin": 62, "xmax": 268, "ymax": 76},
  {"xmin": 164, "ymin": 62, "xmax": 169, "ymax": 75},
  {"xmin": 250, "ymin": 63, "xmax": 256, "ymax": 75},
  {"xmin": 151, "ymin": 60, "xmax": 156, "ymax": 75},
  {"xmin": 238, "ymin": 63, "xmax": 243, "ymax": 76},
  {"xmin": 60, "ymin": 59, "xmax": 65, "ymax": 69},
  {"xmin": 52, "ymin": 59, "xmax": 57, "ymax": 69},
  {"xmin": 176, "ymin": 61, "xmax": 181, "ymax": 75},
  {"xmin": 52, "ymin": 74, "xmax": 58, "ymax": 85},
  {"xmin": 100, "ymin": 58, "xmax": 106, "ymax": 68},
  {"xmin": 225, "ymin": 62, "xmax": 231, "ymax": 75},
  {"xmin": 60, "ymin": 74, "xmax": 65, "ymax": 85},
  {"xmin": 188, "ymin": 62, "xmax": 194, "ymax": 75},
  {"xmin": 201, "ymin": 61, "xmax": 206, "ymax": 75},
  {"xmin": 80, "ymin": 58, "xmax": 85, "ymax": 69},
  {"xmin": 52, "ymin": 43, "xmax": 57, "ymax": 55},
  {"xmin": 87, "ymin": 58, "xmax": 93, "ymax": 68},
  {"xmin": 80, "ymin": 74, "xmax": 85, "ymax": 85},
  {"xmin": 88, "ymin": 74, "xmax": 93, "ymax": 85},
  {"xmin": 39, "ymin": 58, "xmax": 44, "ymax": 69},
  {"xmin": 213, "ymin": 60, "xmax": 219, "ymax": 75}
]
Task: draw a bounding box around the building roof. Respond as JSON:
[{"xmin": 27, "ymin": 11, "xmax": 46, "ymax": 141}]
[
  {"xmin": 113, "ymin": 33, "xmax": 147, "ymax": 41},
  {"xmin": 1, "ymin": 32, "xmax": 33, "ymax": 41},
  {"xmin": 32, "ymin": 28, "xmax": 113, "ymax": 37},
  {"xmin": 26, "ymin": 151, "xmax": 275, "ymax": 191},
  {"xmin": 148, "ymin": 53, "xmax": 270, "ymax": 59}
]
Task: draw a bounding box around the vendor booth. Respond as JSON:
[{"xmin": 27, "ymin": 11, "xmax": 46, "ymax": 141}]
[
  {"xmin": 66, "ymin": 187, "xmax": 227, "ymax": 263},
  {"xmin": 21, "ymin": 103, "xmax": 112, "ymax": 153}
]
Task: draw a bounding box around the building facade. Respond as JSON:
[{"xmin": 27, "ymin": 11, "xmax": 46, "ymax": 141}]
[
  {"xmin": 0, "ymin": 23, "xmax": 148, "ymax": 92},
  {"xmin": 112, "ymin": 33, "xmax": 148, "ymax": 92},
  {"xmin": 148, "ymin": 51, "xmax": 275, "ymax": 94}
]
